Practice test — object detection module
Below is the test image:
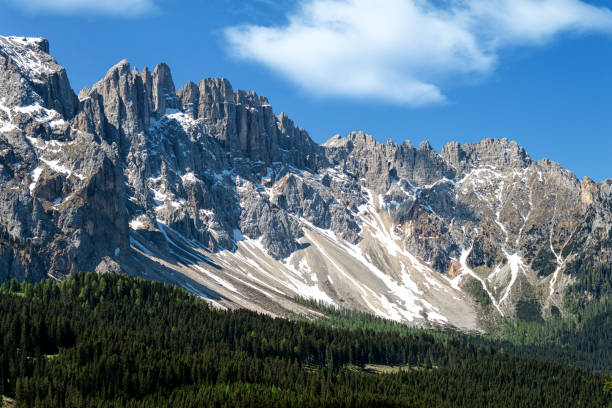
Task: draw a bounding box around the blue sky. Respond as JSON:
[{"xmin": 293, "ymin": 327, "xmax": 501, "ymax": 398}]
[{"xmin": 1, "ymin": 0, "xmax": 610, "ymax": 181}]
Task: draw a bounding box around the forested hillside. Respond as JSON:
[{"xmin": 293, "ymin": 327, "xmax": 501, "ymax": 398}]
[
  {"xmin": 296, "ymin": 296, "xmax": 612, "ymax": 372},
  {"xmin": 0, "ymin": 274, "xmax": 610, "ymax": 407}
]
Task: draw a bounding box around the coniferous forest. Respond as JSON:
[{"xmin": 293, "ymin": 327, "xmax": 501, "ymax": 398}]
[{"xmin": 0, "ymin": 274, "xmax": 610, "ymax": 407}]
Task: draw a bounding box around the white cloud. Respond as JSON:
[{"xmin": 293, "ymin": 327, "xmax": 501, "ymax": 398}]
[
  {"xmin": 10, "ymin": 0, "xmax": 156, "ymax": 16},
  {"xmin": 225, "ymin": 0, "xmax": 612, "ymax": 105}
]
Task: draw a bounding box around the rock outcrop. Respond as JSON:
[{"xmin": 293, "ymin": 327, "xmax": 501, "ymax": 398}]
[
  {"xmin": 0, "ymin": 36, "xmax": 127, "ymax": 278},
  {"xmin": 0, "ymin": 36, "xmax": 77, "ymax": 118}
]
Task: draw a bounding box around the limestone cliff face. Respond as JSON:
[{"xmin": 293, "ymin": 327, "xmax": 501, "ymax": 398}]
[
  {"xmin": 176, "ymin": 77, "xmax": 322, "ymax": 168},
  {"xmin": 0, "ymin": 36, "xmax": 127, "ymax": 278},
  {"xmin": 0, "ymin": 36, "xmax": 610, "ymax": 329},
  {"xmin": 0, "ymin": 224, "xmax": 45, "ymax": 282},
  {"xmin": 0, "ymin": 36, "xmax": 78, "ymax": 119}
]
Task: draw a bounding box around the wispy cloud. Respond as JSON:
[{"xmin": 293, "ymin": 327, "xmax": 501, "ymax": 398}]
[
  {"xmin": 10, "ymin": 0, "xmax": 156, "ymax": 16},
  {"xmin": 225, "ymin": 0, "xmax": 612, "ymax": 106}
]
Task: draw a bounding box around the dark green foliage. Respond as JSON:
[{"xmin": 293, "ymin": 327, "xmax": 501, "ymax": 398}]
[
  {"xmin": 467, "ymin": 235, "xmax": 504, "ymax": 269},
  {"xmin": 301, "ymin": 293, "xmax": 612, "ymax": 373},
  {"xmin": 293, "ymin": 297, "xmax": 433, "ymax": 335},
  {"xmin": 515, "ymin": 300, "xmax": 543, "ymax": 323},
  {"xmin": 501, "ymin": 298, "xmax": 612, "ymax": 372},
  {"xmin": 561, "ymin": 206, "xmax": 612, "ymax": 310},
  {"xmin": 532, "ymin": 246, "xmax": 557, "ymax": 278},
  {"xmin": 465, "ymin": 277, "xmax": 491, "ymax": 310},
  {"xmin": 0, "ymin": 274, "xmax": 610, "ymax": 407},
  {"xmin": 550, "ymin": 305, "xmax": 561, "ymax": 318},
  {"xmin": 566, "ymin": 262, "xmax": 612, "ymax": 309}
]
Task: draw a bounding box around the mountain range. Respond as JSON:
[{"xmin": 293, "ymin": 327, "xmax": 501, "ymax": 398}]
[{"xmin": 1, "ymin": 35, "xmax": 610, "ymax": 332}]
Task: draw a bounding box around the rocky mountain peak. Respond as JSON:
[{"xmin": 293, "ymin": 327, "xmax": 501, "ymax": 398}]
[
  {"xmin": 581, "ymin": 176, "xmax": 599, "ymax": 208},
  {"xmin": 174, "ymin": 76, "xmax": 320, "ymax": 167},
  {"xmin": 1, "ymin": 36, "xmax": 49, "ymax": 53},
  {"xmin": 441, "ymin": 137, "xmax": 532, "ymax": 177},
  {"xmin": 151, "ymin": 62, "xmax": 178, "ymax": 117},
  {"xmin": 348, "ymin": 130, "xmax": 376, "ymax": 145},
  {"xmin": 322, "ymin": 134, "xmax": 345, "ymax": 147},
  {"xmin": 91, "ymin": 58, "xmax": 146, "ymax": 140},
  {"xmin": 235, "ymin": 89, "xmax": 270, "ymax": 106},
  {"xmin": 87, "ymin": 60, "xmax": 178, "ymax": 141},
  {"xmin": 85, "ymin": 58, "xmax": 322, "ymax": 168},
  {"xmin": 177, "ymin": 81, "xmax": 199, "ymax": 112},
  {"xmin": 601, "ymin": 179, "xmax": 612, "ymax": 197},
  {"xmin": 0, "ymin": 36, "xmax": 77, "ymax": 119},
  {"xmin": 401, "ymin": 140, "xmax": 414, "ymax": 149},
  {"xmin": 1, "ymin": 37, "xmax": 610, "ymax": 331},
  {"xmin": 418, "ymin": 140, "xmax": 432, "ymax": 151}
]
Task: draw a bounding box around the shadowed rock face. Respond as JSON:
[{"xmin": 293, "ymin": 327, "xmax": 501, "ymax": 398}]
[{"xmin": 0, "ymin": 36, "xmax": 610, "ymax": 329}]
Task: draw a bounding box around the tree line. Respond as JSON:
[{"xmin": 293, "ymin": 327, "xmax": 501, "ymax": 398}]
[{"xmin": 0, "ymin": 274, "xmax": 610, "ymax": 407}]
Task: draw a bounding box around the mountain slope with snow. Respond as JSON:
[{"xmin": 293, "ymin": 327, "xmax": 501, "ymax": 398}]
[{"xmin": 0, "ymin": 36, "xmax": 610, "ymax": 331}]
